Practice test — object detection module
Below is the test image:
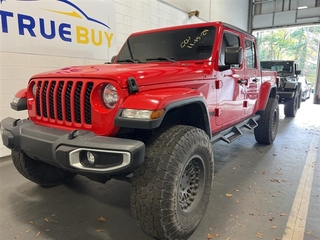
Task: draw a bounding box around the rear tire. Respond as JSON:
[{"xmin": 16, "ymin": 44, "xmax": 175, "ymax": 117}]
[
  {"xmin": 12, "ymin": 150, "xmax": 76, "ymax": 187},
  {"xmin": 301, "ymin": 91, "xmax": 306, "ymax": 102},
  {"xmin": 254, "ymin": 98, "xmax": 279, "ymax": 144},
  {"xmin": 130, "ymin": 125, "xmax": 214, "ymax": 240},
  {"xmin": 284, "ymin": 91, "xmax": 299, "ymax": 117},
  {"xmin": 298, "ymin": 89, "xmax": 303, "ymax": 106}
]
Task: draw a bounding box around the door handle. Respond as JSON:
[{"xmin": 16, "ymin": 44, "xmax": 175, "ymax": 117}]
[
  {"xmin": 237, "ymin": 79, "xmax": 247, "ymax": 84},
  {"xmin": 252, "ymin": 78, "xmax": 260, "ymax": 82}
]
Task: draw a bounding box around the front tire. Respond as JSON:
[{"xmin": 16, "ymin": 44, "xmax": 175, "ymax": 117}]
[
  {"xmin": 12, "ymin": 150, "xmax": 76, "ymax": 187},
  {"xmin": 254, "ymin": 98, "xmax": 279, "ymax": 144},
  {"xmin": 131, "ymin": 125, "xmax": 214, "ymax": 240}
]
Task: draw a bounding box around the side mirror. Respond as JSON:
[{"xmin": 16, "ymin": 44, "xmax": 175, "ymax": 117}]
[
  {"xmin": 110, "ymin": 55, "xmax": 117, "ymax": 63},
  {"xmin": 295, "ymin": 70, "xmax": 301, "ymax": 75},
  {"xmin": 225, "ymin": 47, "xmax": 243, "ymax": 65},
  {"xmin": 104, "ymin": 55, "xmax": 117, "ymax": 64}
]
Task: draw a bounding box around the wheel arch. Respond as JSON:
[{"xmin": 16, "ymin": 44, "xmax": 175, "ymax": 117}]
[
  {"xmin": 115, "ymin": 96, "xmax": 211, "ymax": 138},
  {"xmin": 256, "ymin": 83, "xmax": 277, "ymax": 112},
  {"xmin": 160, "ymin": 98, "xmax": 211, "ymax": 137}
]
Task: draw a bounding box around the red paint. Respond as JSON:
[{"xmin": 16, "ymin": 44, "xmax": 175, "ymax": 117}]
[{"xmin": 17, "ymin": 21, "xmax": 276, "ymax": 136}]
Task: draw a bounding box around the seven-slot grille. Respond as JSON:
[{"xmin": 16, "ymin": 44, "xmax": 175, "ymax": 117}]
[{"xmin": 34, "ymin": 80, "xmax": 94, "ymax": 126}]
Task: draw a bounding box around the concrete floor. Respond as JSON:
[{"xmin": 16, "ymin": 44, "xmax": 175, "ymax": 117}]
[{"xmin": 1, "ymin": 97, "xmax": 319, "ymax": 240}]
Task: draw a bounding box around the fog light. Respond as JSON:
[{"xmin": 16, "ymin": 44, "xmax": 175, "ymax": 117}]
[{"xmin": 86, "ymin": 151, "xmax": 96, "ymax": 164}]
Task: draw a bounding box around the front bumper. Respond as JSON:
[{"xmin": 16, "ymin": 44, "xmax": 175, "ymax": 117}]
[
  {"xmin": 278, "ymin": 91, "xmax": 295, "ymax": 99},
  {"xmin": 0, "ymin": 117, "xmax": 145, "ymax": 175}
]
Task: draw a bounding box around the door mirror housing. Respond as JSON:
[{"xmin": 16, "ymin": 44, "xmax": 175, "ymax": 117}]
[
  {"xmin": 105, "ymin": 55, "xmax": 117, "ymax": 64},
  {"xmin": 110, "ymin": 55, "xmax": 117, "ymax": 63}
]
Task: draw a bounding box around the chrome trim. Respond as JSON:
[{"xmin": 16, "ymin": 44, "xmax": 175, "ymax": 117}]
[{"xmin": 69, "ymin": 148, "xmax": 131, "ymax": 172}]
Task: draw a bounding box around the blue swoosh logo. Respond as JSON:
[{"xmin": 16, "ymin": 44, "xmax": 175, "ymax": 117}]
[
  {"xmin": 14, "ymin": 0, "xmax": 111, "ymax": 29},
  {"xmin": 58, "ymin": 0, "xmax": 110, "ymax": 29}
]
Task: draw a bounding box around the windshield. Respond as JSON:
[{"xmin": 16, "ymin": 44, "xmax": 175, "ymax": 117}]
[
  {"xmin": 260, "ymin": 61, "xmax": 293, "ymax": 73},
  {"xmin": 116, "ymin": 26, "xmax": 216, "ymax": 63}
]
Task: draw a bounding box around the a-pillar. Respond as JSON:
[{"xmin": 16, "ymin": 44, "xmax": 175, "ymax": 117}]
[{"xmin": 314, "ymin": 43, "xmax": 320, "ymax": 104}]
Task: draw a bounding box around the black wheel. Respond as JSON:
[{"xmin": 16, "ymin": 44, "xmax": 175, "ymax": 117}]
[
  {"xmin": 12, "ymin": 150, "xmax": 76, "ymax": 187},
  {"xmin": 298, "ymin": 90, "xmax": 302, "ymax": 109},
  {"xmin": 284, "ymin": 90, "xmax": 299, "ymax": 117},
  {"xmin": 301, "ymin": 91, "xmax": 306, "ymax": 102},
  {"xmin": 131, "ymin": 125, "xmax": 214, "ymax": 240},
  {"xmin": 254, "ymin": 98, "xmax": 279, "ymax": 144},
  {"xmin": 307, "ymin": 90, "xmax": 311, "ymax": 99}
]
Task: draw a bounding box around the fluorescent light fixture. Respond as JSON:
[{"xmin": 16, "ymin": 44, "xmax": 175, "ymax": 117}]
[{"xmin": 297, "ymin": 6, "xmax": 308, "ymax": 9}]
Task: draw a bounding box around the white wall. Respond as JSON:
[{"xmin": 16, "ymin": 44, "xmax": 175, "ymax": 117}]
[
  {"xmin": 0, "ymin": 0, "xmax": 205, "ymax": 157},
  {"xmin": 114, "ymin": 0, "xmax": 204, "ymax": 50},
  {"xmin": 163, "ymin": 0, "xmax": 250, "ymax": 31}
]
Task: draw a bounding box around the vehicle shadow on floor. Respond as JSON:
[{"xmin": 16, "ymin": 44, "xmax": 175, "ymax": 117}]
[{"xmin": 7, "ymin": 175, "xmax": 152, "ymax": 240}]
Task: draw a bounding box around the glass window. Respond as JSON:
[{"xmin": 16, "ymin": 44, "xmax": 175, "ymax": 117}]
[
  {"xmin": 260, "ymin": 61, "xmax": 293, "ymax": 73},
  {"xmin": 245, "ymin": 39, "xmax": 256, "ymax": 69},
  {"xmin": 117, "ymin": 26, "xmax": 216, "ymax": 62}
]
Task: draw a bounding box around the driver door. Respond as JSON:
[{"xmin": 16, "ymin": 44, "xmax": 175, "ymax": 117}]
[{"xmin": 215, "ymin": 30, "xmax": 245, "ymax": 126}]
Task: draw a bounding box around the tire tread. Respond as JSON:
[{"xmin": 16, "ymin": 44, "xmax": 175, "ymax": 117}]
[
  {"xmin": 131, "ymin": 125, "xmax": 213, "ymax": 240},
  {"xmin": 12, "ymin": 150, "xmax": 76, "ymax": 187},
  {"xmin": 254, "ymin": 98, "xmax": 279, "ymax": 144}
]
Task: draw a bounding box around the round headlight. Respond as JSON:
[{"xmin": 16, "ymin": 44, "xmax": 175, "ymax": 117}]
[
  {"xmin": 32, "ymin": 83, "xmax": 37, "ymax": 97},
  {"xmin": 102, "ymin": 84, "xmax": 118, "ymax": 109}
]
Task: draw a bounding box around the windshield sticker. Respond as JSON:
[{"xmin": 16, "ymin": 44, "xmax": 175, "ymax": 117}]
[{"xmin": 180, "ymin": 29, "xmax": 209, "ymax": 49}]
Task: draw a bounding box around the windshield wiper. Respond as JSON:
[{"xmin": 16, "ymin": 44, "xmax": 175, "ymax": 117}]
[
  {"xmin": 146, "ymin": 57, "xmax": 176, "ymax": 62},
  {"xmin": 117, "ymin": 58, "xmax": 140, "ymax": 63}
]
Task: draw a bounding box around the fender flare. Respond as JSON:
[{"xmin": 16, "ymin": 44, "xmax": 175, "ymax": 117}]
[
  {"xmin": 256, "ymin": 82, "xmax": 277, "ymax": 111},
  {"xmin": 255, "ymin": 70, "xmax": 278, "ymax": 111},
  {"xmin": 114, "ymin": 93, "xmax": 211, "ymax": 137}
]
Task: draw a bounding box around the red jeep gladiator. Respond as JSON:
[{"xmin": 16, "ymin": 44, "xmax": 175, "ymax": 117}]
[{"xmin": 1, "ymin": 22, "xmax": 278, "ymax": 240}]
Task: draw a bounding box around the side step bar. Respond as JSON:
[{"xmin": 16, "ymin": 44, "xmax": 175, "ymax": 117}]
[{"xmin": 211, "ymin": 115, "xmax": 260, "ymax": 144}]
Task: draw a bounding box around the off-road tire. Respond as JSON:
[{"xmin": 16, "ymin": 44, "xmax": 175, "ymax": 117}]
[
  {"xmin": 254, "ymin": 98, "xmax": 279, "ymax": 144},
  {"xmin": 131, "ymin": 125, "xmax": 214, "ymax": 240},
  {"xmin": 284, "ymin": 89, "xmax": 300, "ymax": 117},
  {"xmin": 12, "ymin": 150, "xmax": 76, "ymax": 187},
  {"xmin": 298, "ymin": 89, "xmax": 303, "ymax": 107},
  {"xmin": 301, "ymin": 91, "xmax": 306, "ymax": 102}
]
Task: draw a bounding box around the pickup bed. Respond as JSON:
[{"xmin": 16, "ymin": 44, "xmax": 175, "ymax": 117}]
[{"xmin": 1, "ymin": 21, "xmax": 279, "ymax": 240}]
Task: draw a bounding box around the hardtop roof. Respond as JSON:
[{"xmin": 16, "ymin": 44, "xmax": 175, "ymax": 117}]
[{"xmin": 129, "ymin": 21, "xmax": 255, "ymax": 38}]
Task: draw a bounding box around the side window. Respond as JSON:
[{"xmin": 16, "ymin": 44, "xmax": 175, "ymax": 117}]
[
  {"xmin": 245, "ymin": 39, "xmax": 256, "ymax": 69},
  {"xmin": 219, "ymin": 32, "xmax": 240, "ymax": 66}
]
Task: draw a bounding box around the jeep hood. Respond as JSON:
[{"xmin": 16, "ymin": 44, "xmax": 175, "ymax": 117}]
[
  {"xmin": 277, "ymin": 72, "xmax": 294, "ymax": 78},
  {"xmin": 31, "ymin": 63, "xmax": 209, "ymax": 88}
]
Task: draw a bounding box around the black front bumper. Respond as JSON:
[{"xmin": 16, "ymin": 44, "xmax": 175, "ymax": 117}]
[
  {"xmin": 278, "ymin": 91, "xmax": 295, "ymax": 99},
  {"xmin": 0, "ymin": 117, "xmax": 145, "ymax": 175}
]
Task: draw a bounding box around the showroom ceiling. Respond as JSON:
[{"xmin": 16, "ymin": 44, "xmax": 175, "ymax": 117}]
[{"xmin": 252, "ymin": 0, "xmax": 320, "ymax": 31}]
